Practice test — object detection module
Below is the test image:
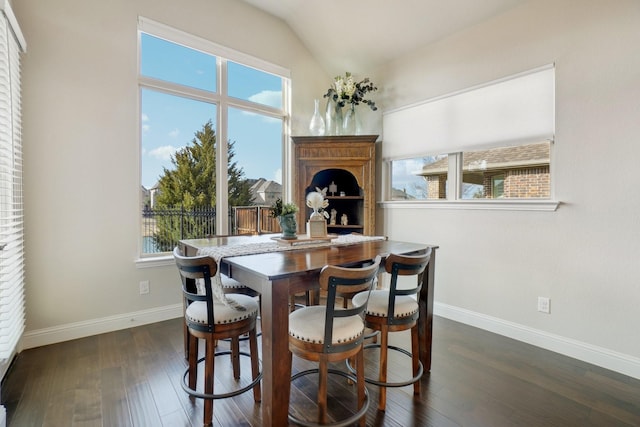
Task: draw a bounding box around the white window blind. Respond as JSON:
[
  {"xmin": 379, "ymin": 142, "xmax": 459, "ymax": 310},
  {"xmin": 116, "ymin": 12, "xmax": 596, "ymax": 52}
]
[
  {"xmin": 382, "ymin": 65, "xmax": 555, "ymax": 159},
  {"xmin": 0, "ymin": 0, "xmax": 26, "ymax": 362}
]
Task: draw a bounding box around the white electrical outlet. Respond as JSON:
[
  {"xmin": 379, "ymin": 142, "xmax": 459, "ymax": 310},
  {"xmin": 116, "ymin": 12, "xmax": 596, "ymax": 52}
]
[
  {"xmin": 139, "ymin": 280, "xmax": 150, "ymax": 295},
  {"xmin": 537, "ymin": 296, "xmax": 550, "ymax": 313}
]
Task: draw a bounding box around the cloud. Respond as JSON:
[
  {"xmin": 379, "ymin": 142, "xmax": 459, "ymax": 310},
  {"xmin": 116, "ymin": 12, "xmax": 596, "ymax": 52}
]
[
  {"xmin": 273, "ymin": 168, "xmax": 282, "ymax": 184},
  {"xmin": 149, "ymin": 145, "xmax": 178, "ymax": 161},
  {"xmin": 168, "ymin": 128, "xmax": 180, "ymax": 138},
  {"xmin": 249, "ymin": 90, "xmax": 281, "ymax": 108},
  {"xmin": 141, "ymin": 114, "xmax": 150, "ymax": 133}
]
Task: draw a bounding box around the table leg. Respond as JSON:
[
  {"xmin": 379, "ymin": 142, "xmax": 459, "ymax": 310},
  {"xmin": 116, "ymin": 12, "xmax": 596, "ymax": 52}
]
[
  {"xmin": 260, "ymin": 277, "xmax": 293, "ymax": 426},
  {"xmin": 418, "ymin": 248, "xmax": 436, "ymax": 371}
]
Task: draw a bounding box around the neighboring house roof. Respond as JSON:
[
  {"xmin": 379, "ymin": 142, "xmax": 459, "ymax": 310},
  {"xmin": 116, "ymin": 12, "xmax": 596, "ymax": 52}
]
[
  {"xmin": 250, "ymin": 178, "xmax": 282, "ymax": 204},
  {"xmin": 250, "ymin": 178, "xmax": 282, "ymax": 194},
  {"xmin": 419, "ymin": 142, "xmax": 550, "ymax": 176},
  {"xmin": 391, "ymin": 188, "xmax": 416, "ymax": 200}
]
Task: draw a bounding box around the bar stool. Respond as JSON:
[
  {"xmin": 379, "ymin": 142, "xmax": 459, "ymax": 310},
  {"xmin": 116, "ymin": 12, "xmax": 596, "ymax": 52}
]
[
  {"xmin": 349, "ymin": 249, "xmax": 432, "ymax": 411},
  {"xmin": 174, "ymin": 248, "xmax": 262, "ymax": 427},
  {"xmin": 288, "ymin": 256, "xmax": 381, "ymax": 427}
]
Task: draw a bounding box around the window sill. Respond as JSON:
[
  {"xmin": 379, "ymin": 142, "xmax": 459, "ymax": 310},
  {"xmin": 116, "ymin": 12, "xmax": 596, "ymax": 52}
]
[
  {"xmin": 135, "ymin": 254, "xmax": 173, "ymax": 269},
  {"xmin": 379, "ymin": 199, "xmax": 560, "ymax": 211}
]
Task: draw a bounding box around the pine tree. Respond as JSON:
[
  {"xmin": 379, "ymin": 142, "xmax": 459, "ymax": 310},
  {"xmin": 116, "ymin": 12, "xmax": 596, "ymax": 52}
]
[{"xmin": 152, "ymin": 120, "xmax": 252, "ymax": 251}]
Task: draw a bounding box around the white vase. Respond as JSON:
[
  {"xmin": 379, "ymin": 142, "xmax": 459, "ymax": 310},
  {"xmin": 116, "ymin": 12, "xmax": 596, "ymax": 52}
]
[
  {"xmin": 325, "ymin": 98, "xmax": 343, "ymax": 135},
  {"xmin": 308, "ymin": 99, "xmax": 325, "ymax": 136}
]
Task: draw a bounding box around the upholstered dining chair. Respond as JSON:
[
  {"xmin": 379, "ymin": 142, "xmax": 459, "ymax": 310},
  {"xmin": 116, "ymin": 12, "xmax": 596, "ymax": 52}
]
[
  {"xmin": 288, "ymin": 256, "xmax": 381, "ymax": 427},
  {"xmin": 173, "ymin": 247, "xmax": 262, "ymax": 427},
  {"xmin": 350, "ymin": 249, "xmax": 432, "ymax": 411}
]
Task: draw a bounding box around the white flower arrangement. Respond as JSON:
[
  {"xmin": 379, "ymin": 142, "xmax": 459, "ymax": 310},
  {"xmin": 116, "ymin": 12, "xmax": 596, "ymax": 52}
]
[
  {"xmin": 306, "ymin": 187, "xmax": 330, "ymax": 219},
  {"xmin": 324, "ymin": 72, "xmax": 378, "ymax": 110},
  {"xmin": 334, "ymin": 73, "xmax": 356, "ymax": 99}
]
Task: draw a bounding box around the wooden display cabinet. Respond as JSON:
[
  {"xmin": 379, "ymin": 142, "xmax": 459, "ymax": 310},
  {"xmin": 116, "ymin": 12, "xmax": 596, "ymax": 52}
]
[{"xmin": 292, "ymin": 135, "xmax": 377, "ymax": 236}]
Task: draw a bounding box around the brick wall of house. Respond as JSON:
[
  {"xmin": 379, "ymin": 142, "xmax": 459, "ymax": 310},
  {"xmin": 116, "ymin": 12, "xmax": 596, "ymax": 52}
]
[
  {"xmin": 427, "ymin": 166, "xmax": 549, "ymax": 199},
  {"xmin": 427, "ymin": 175, "xmax": 447, "ymax": 199},
  {"xmin": 504, "ymin": 166, "xmax": 550, "ymax": 198}
]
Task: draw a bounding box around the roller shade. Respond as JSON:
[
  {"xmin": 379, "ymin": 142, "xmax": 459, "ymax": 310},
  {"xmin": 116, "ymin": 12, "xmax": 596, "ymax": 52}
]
[{"xmin": 382, "ymin": 65, "xmax": 555, "ymax": 159}]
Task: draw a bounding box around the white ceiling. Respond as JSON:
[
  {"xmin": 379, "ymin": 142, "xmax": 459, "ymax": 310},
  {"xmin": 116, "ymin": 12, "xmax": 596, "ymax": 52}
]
[{"xmin": 242, "ymin": 0, "xmax": 529, "ymax": 75}]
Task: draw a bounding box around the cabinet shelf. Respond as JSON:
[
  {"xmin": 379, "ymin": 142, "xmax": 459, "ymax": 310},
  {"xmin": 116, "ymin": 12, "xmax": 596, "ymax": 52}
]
[{"xmin": 326, "ymin": 196, "xmax": 364, "ymax": 200}]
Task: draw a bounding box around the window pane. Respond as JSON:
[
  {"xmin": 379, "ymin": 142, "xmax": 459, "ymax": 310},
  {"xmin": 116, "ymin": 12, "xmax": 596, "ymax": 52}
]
[
  {"xmin": 140, "ymin": 33, "xmax": 216, "ymax": 92},
  {"xmin": 461, "ymin": 141, "xmax": 550, "ymax": 199},
  {"xmin": 392, "ymin": 155, "xmax": 448, "ymax": 200},
  {"xmin": 141, "ymin": 89, "xmax": 216, "ymax": 253},
  {"xmin": 228, "ymin": 61, "xmax": 282, "ymax": 109},
  {"xmin": 227, "ymin": 107, "xmax": 282, "ymax": 234}
]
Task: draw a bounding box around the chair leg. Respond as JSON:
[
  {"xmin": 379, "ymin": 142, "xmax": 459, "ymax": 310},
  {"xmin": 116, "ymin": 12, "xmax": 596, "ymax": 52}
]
[
  {"xmin": 347, "ymin": 356, "xmax": 355, "ymax": 385},
  {"xmin": 249, "ymin": 328, "xmax": 261, "ymax": 402},
  {"xmin": 411, "ymin": 324, "xmax": 421, "ymax": 396},
  {"xmin": 184, "ymin": 320, "xmax": 189, "ymax": 360},
  {"xmin": 318, "ymin": 358, "xmax": 328, "ymax": 425},
  {"xmin": 231, "ymin": 336, "xmax": 241, "ymax": 380},
  {"xmin": 204, "ymin": 338, "xmax": 216, "ymax": 426},
  {"xmin": 356, "ymin": 348, "xmax": 366, "ymax": 427},
  {"xmin": 378, "ymin": 326, "xmax": 389, "ymax": 411},
  {"xmin": 188, "ymin": 334, "xmax": 198, "ymax": 391}
]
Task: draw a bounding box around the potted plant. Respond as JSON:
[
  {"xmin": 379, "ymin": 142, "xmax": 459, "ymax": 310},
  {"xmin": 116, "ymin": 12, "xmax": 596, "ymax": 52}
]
[{"xmin": 270, "ymin": 198, "xmax": 299, "ymax": 239}]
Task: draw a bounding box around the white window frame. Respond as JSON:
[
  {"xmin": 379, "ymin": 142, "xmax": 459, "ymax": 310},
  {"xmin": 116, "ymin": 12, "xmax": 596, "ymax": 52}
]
[
  {"xmin": 382, "ymin": 142, "xmax": 559, "ymax": 212},
  {"xmin": 136, "ymin": 18, "xmax": 291, "ymax": 261}
]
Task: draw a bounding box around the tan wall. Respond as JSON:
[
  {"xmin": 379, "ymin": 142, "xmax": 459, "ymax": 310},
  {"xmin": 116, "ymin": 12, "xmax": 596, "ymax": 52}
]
[
  {"xmin": 14, "ymin": 0, "xmax": 327, "ymax": 338},
  {"xmin": 377, "ymin": 0, "xmax": 640, "ymax": 377}
]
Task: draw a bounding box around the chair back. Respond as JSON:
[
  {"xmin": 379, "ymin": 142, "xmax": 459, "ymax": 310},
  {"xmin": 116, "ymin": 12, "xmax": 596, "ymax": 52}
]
[
  {"xmin": 384, "ymin": 249, "xmax": 432, "ymax": 325},
  {"xmin": 173, "ymin": 247, "xmax": 218, "ymax": 333},
  {"xmin": 319, "ymin": 256, "xmax": 381, "ymax": 354}
]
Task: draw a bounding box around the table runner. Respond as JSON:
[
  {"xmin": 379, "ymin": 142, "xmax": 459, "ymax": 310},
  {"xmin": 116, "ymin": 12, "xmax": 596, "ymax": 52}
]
[{"xmin": 197, "ymin": 234, "xmax": 386, "ymax": 310}]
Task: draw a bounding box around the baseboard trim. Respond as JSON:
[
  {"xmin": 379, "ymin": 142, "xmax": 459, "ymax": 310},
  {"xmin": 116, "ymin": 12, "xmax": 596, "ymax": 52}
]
[
  {"xmin": 20, "ymin": 304, "xmax": 183, "ymax": 351},
  {"xmin": 434, "ymin": 302, "xmax": 640, "ymax": 380},
  {"xmin": 17, "ymin": 302, "xmax": 640, "ymax": 381}
]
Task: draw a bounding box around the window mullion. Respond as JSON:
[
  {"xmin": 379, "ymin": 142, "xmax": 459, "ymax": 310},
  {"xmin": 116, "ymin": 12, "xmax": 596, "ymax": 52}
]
[
  {"xmin": 139, "ymin": 76, "xmax": 220, "ymax": 104},
  {"xmin": 217, "ymin": 57, "xmax": 229, "ymax": 234},
  {"xmin": 448, "ymin": 154, "xmax": 461, "ymax": 200}
]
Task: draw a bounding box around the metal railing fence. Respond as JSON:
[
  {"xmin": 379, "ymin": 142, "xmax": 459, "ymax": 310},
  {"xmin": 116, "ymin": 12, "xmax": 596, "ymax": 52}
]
[{"xmin": 141, "ymin": 205, "xmax": 278, "ymax": 254}]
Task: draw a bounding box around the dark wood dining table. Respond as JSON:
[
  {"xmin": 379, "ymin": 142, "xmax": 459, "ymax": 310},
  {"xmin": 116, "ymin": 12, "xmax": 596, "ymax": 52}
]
[{"xmin": 180, "ymin": 234, "xmax": 438, "ymax": 427}]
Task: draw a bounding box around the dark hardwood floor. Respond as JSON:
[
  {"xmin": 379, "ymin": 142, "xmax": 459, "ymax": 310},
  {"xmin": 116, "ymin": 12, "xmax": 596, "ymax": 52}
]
[{"xmin": 2, "ymin": 315, "xmax": 639, "ymax": 426}]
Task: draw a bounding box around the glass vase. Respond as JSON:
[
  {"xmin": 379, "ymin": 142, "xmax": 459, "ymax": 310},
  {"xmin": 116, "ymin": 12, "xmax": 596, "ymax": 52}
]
[
  {"xmin": 342, "ymin": 104, "xmax": 356, "ymax": 135},
  {"xmin": 325, "ymin": 98, "xmax": 343, "ymax": 135},
  {"xmin": 308, "ymin": 99, "xmax": 325, "ymax": 136}
]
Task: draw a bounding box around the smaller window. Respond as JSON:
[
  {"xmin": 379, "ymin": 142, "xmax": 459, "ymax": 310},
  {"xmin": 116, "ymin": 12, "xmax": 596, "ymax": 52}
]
[
  {"xmin": 491, "ymin": 175, "xmax": 505, "ymax": 198},
  {"xmin": 461, "ymin": 141, "xmax": 550, "ymax": 199},
  {"xmin": 391, "ymin": 155, "xmax": 448, "ymax": 200}
]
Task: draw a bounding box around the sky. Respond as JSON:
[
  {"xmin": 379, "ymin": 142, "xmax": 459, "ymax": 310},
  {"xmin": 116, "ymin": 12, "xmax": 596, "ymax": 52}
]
[{"xmin": 140, "ymin": 33, "xmax": 283, "ymax": 190}]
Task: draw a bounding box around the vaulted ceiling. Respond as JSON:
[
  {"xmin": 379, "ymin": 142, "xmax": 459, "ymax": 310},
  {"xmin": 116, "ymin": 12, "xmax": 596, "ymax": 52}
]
[{"xmin": 242, "ymin": 0, "xmax": 529, "ymax": 75}]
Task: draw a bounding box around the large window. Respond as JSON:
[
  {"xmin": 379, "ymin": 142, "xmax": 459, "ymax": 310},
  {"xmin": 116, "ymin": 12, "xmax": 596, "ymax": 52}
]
[{"xmin": 138, "ymin": 18, "xmax": 289, "ymax": 255}]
